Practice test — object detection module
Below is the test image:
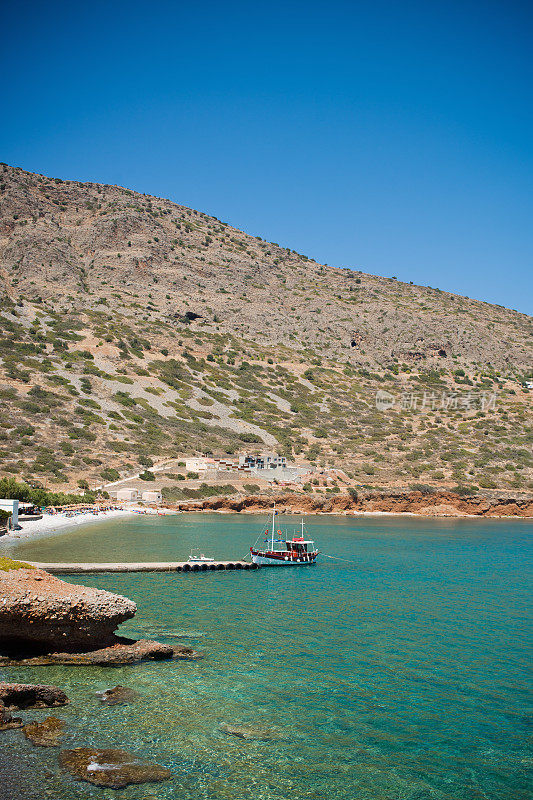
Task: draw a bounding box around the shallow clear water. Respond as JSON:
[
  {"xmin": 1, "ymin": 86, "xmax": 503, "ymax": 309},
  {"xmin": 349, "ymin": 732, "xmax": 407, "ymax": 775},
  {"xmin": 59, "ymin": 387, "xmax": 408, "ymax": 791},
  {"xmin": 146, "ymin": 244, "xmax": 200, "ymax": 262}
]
[{"xmin": 1, "ymin": 514, "xmax": 532, "ymax": 799}]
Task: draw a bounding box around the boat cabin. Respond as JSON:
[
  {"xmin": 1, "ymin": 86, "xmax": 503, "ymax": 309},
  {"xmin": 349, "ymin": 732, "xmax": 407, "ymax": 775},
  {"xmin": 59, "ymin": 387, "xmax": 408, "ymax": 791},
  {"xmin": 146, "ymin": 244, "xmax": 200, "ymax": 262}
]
[{"xmin": 285, "ymin": 537, "xmax": 314, "ymax": 553}]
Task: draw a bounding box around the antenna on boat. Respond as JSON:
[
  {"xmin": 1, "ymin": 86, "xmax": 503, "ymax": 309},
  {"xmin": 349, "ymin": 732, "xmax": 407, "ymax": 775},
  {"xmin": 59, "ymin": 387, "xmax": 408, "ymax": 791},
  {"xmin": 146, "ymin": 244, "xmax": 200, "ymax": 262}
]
[
  {"xmin": 271, "ymin": 503, "xmax": 276, "ymax": 551},
  {"xmin": 301, "ymin": 518, "xmax": 305, "ymax": 538}
]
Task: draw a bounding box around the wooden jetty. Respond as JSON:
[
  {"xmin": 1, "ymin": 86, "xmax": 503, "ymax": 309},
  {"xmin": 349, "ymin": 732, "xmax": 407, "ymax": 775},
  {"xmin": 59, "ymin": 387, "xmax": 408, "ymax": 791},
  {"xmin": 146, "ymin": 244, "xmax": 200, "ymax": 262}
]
[{"xmin": 28, "ymin": 560, "xmax": 258, "ymax": 574}]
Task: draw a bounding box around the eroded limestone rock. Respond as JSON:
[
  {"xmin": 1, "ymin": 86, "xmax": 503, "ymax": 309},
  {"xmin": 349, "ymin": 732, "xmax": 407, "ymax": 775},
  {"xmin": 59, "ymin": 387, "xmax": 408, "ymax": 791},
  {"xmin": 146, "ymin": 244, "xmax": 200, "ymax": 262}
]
[{"xmin": 0, "ymin": 568, "xmax": 136, "ymax": 653}]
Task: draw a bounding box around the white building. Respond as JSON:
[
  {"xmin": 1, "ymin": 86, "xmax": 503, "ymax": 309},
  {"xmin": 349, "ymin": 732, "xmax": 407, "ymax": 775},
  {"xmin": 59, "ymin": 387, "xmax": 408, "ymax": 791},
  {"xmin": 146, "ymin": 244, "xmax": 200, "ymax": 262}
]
[
  {"xmin": 141, "ymin": 490, "xmax": 162, "ymax": 504},
  {"xmin": 116, "ymin": 488, "xmax": 139, "ymax": 502},
  {"xmin": 239, "ymin": 453, "xmax": 287, "ymax": 470},
  {"xmin": 185, "ymin": 457, "xmax": 215, "ymax": 472}
]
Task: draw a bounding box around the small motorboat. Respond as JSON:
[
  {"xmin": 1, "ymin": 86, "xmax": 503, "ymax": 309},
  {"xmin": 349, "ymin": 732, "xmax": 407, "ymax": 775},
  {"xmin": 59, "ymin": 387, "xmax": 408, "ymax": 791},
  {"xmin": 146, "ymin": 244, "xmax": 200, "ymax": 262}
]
[{"xmin": 187, "ymin": 548, "xmax": 215, "ymax": 563}]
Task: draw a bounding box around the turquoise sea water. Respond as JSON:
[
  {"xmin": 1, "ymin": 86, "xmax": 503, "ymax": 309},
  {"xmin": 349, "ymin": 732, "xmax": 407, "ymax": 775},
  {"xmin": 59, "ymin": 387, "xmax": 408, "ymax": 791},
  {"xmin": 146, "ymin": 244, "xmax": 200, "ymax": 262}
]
[{"xmin": 1, "ymin": 513, "xmax": 532, "ymax": 800}]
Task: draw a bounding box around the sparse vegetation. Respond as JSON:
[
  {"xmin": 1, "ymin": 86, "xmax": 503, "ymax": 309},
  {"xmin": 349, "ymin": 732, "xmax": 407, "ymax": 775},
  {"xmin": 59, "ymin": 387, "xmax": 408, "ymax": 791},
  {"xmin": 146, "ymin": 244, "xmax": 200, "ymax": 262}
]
[
  {"xmin": 0, "ymin": 556, "xmax": 34, "ymax": 570},
  {"xmin": 0, "ymin": 163, "xmax": 530, "ymax": 498},
  {"xmin": 139, "ymin": 470, "xmax": 156, "ymax": 481},
  {"xmin": 162, "ymin": 483, "xmax": 237, "ymax": 501}
]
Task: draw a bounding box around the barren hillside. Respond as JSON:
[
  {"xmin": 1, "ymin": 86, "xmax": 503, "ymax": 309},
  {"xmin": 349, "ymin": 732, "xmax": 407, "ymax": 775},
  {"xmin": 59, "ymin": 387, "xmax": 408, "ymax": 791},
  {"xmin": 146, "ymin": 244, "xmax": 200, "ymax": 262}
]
[{"xmin": 0, "ymin": 163, "xmax": 531, "ymax": 496}]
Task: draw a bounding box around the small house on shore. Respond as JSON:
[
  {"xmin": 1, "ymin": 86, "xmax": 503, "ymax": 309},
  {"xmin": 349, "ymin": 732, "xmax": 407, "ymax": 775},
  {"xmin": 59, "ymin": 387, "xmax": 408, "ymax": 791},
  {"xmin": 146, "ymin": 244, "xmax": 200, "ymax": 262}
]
[
  {"xmin": 141, "ymin": 490, "xmax": 162, "ymax": 504},
  {"xmin": 115, "ymin": 488, "xmax": 139, "ymax": 502}
]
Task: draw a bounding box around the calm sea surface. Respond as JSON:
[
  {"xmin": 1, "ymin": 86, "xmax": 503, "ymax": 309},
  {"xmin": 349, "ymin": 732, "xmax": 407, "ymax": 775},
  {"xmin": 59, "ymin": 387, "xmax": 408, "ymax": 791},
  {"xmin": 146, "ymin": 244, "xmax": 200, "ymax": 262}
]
[{"xmin": 1, "ymin": 513, "xmax": 532, "ymax": 800}]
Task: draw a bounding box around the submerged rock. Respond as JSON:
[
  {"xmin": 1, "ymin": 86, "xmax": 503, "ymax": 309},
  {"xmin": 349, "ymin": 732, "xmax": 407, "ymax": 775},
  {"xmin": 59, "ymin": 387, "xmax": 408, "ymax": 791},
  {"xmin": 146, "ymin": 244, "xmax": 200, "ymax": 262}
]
[
  {"xmin": 1, "ymin": 639, "xmax": 203, "ymax": 666},
  {"xmin": 96, "ymin": 685, "xmax": 137, "ymax": 705},
  {"xmin": 0, "ymin": 682, "xmax": 68, "ymax": 709},
  {"xmin": 219, "ymin": 722, "xmax": 280, "ymax": 741},
  {"xmin": 139, "ymin": 628, "xmax": 206, "ymax": 639},
  {"xmin": 0, "ymin": 568, "xmax": 136, "ymax": 653},
  {"xmin": 59, "ymin": 747, "xmax": 172, "ymax": 788},
  {"xmin": 0, "ymin": 700, "xmax": 23, "ymax": 731},
  {"xmin": 23, "ymin": 716, "xmax": 65, "ymax": 746},
  {"xmin": 48, "ymin": 639, "xmax": 174, "ymax": 665},
  {"xmin": 171, "ymin": 644, "xmax": 203, "ymax": 660}
]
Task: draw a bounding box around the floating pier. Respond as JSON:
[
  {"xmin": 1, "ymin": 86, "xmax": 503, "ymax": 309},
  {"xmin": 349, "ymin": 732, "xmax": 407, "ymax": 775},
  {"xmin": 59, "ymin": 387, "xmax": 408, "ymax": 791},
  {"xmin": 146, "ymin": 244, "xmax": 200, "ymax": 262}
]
[{"xmin": 27, "ymin": 560, "xmax": 258, "ymax": 574}]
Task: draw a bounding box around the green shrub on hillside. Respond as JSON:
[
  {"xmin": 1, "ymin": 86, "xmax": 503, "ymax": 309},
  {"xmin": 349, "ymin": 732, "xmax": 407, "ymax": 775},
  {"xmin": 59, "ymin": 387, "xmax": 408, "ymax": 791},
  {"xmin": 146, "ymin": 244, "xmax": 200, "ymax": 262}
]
[
  {"xmin": 139, "ymin": 470, "xmax": 156, "ymax": 481},
  {"xmin": 450, "ymin": 484, "xmax": 477, "ymax": 496},
  {"xmin": 101, "ymin": 468, "xmax": 120, "ymax": 482},
  {"xmin": 238, "ymin": 432, "xmax": 263, "ymax": 443},
  {"xmin": 409, "ymin": 484, "xmax": 437, "ymax": 494},
  {"xmin": 162, "ymin": 483, "xmax": 236, "ymax": 501}
]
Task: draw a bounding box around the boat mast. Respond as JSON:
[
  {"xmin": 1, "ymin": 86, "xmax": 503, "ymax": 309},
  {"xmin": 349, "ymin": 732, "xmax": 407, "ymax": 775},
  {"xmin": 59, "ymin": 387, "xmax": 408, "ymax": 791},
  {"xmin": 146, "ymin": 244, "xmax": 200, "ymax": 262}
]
[
  {"xmin": 301, "ymin": 518, "xmax": 305, "ymax": 538},
  {"xmin": 271, "ymin": 503, "xmax": 275, "ymax": 551}
]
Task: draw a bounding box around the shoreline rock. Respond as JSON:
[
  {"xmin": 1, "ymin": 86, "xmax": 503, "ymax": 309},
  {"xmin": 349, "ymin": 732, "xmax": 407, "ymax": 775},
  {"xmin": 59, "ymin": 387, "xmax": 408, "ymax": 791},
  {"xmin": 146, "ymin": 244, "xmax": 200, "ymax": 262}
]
[
  {"xmin": 0, "ymin": 682, "xmax": 69, "ymax": 709},
  {"xmin": 0, "ymin": 568, "xmax": 136, "ymax": 653},
  {"xmin": 170, "ymin": 490, "xmax": 533, "ymax": 518},
  {"xmin": 0, "ymin": 566, "xmax": 203, "ymax": 666}
]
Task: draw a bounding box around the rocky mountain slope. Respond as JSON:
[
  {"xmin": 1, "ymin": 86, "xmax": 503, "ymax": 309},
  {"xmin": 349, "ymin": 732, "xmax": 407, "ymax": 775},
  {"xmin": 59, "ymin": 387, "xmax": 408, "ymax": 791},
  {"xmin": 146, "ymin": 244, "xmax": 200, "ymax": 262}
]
[{"xmin": 0, "ymin": 163, "xmax": 531, "ymax": 495}]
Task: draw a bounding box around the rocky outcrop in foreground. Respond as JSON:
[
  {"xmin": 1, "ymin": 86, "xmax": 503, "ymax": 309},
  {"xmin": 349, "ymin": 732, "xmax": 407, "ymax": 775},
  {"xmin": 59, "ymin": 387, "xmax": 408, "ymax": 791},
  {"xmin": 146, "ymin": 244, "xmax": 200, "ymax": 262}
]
[
  {"xmin": 0, "ymin": 565, "xmax": 203, "ymax": 665},
  {"xmin": 0, "ymin": 568, "xmax": 136, "ymax": 653}
]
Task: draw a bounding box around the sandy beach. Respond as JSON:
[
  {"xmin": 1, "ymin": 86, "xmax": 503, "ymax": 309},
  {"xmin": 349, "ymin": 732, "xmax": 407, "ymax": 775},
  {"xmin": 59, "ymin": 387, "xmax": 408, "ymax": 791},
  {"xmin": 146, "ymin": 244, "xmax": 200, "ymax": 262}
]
[{"xmin": 3, "ymin": 508, "xmax": 137, "ymax": 541}]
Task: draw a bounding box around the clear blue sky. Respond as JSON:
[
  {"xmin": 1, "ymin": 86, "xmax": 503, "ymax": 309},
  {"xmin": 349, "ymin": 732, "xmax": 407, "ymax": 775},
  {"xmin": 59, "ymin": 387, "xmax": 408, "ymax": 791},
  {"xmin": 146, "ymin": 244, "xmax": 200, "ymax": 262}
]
[{"xmin": 2, "ymin": 1, "xmax": 532, "ymax": 314}]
